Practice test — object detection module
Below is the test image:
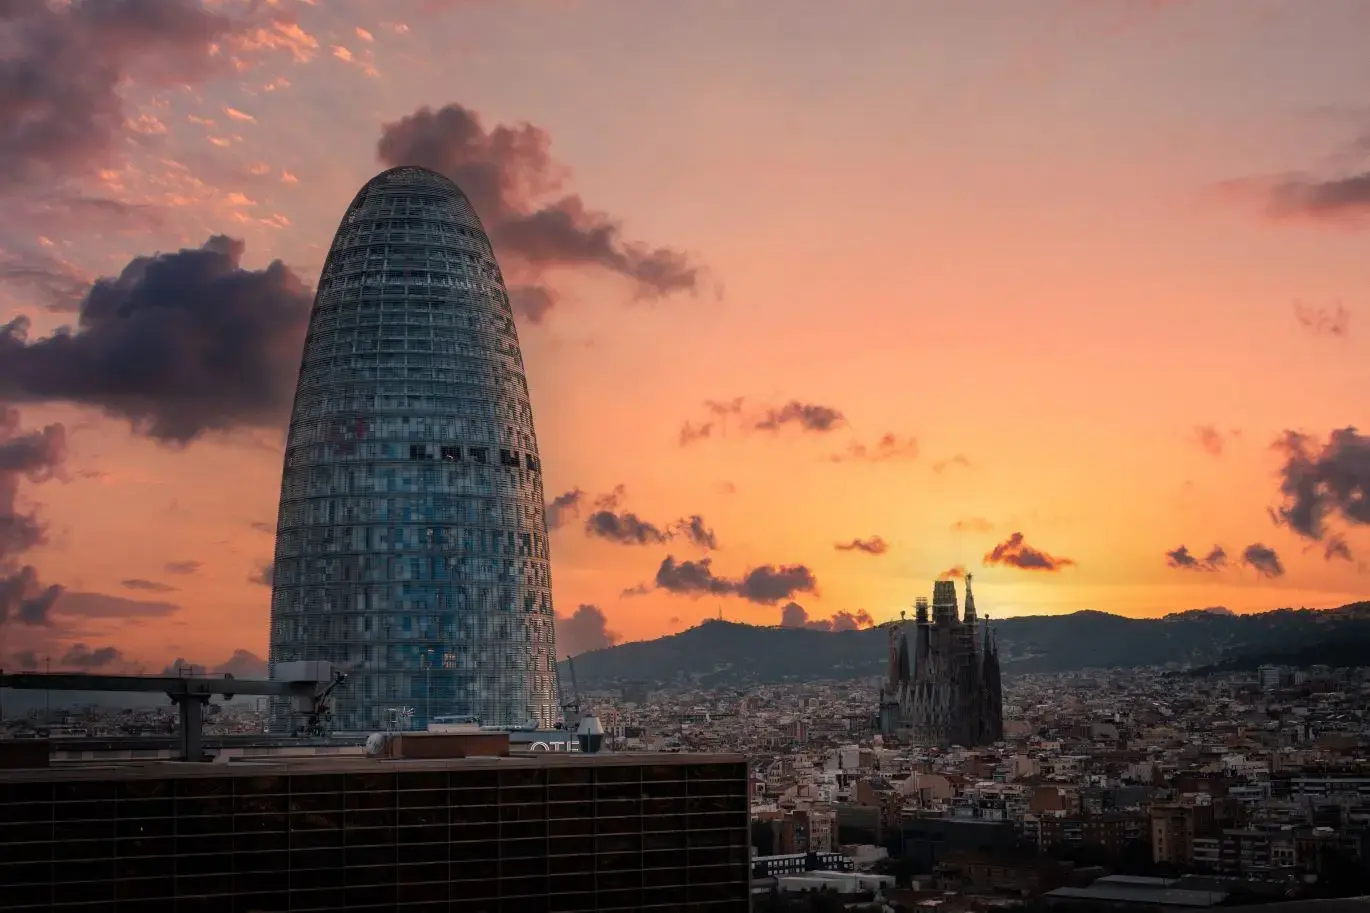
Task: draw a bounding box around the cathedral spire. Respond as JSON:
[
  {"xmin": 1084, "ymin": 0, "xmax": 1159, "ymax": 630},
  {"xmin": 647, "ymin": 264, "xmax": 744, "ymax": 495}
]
[{"xmin": 963, "ymin": 572, "xmax": 978, "ymax": 624}]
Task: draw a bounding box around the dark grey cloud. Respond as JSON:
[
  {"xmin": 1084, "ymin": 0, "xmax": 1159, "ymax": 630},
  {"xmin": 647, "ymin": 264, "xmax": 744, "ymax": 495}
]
[
  {"xmin": 164, "ymin": 560, "xmax": 201, "ymax": 575},
  {"xmin": 51, "ymin": 590, "xmax": 179, "ymax": 619},
  {"xmin": 1165, "ymin": 544, "xmax": 1228, "ymax": 572},
  {"xmin": 0, "ymin": 246, "xmax": 91, "ymax": 312},
  {"xmin": 1242, "ymin": 543, "xmax": 1285, "ymax": 579},
  {"xmin": 585, "ymin": 510, "xmax": 669, "ymax": 546},
  {"xmin": 213, "ymin": 649, "xmax": 267, "ymax": 678},
  {"xmin": 753, "ymin": 401, "xmax": 846, "ymax": 433},
  {"xmin": 1294, "ymin": 301, "xmax": 1351, "ymax": 337},
  {"xmin": 0, "ymin": 236, "xmax": 313, "ymax": 444},
  {"xmin": 377, "ymin": 103, "xmax": 703, "ymax": 323},
  {"xmin": 1193, "ymin": 424, "xmax": 1239, "ymax": 457},
  {"xmin": 60, "ymin": 642, "xmax": 122, "ymax": 669},
  {"xmin": 0, "ymin": 405, "xmax": 66, "ymax": 627},
  {"xmin": 161, "ymin": 649, "xmax": 268, "ymax": 679},
  {"xmin": 679, "ymin": 398, "xmax": 846, "ymax": 446},
  {"xmin": 1324, "ymin": 534, "xmax": 1353, "ymax": 562},
  {"xmin": 121, "ymin": 577, "xmax": 177, "ymax": 593},
  {"xmin": 679, "ymin": 398, "xmax": 744, "ymax": 446},
  {"xmin": 6, "ymin": 649, "xmax": 39, "ymax": 669},
  {"xmin": 932, "ymin": 454, "xmax": 971, "ymax": 474},
  {"xmin": 835, "ymin": 536, "xmax": 889, "ymax": 556},
  {"xmin": 508, "ymin": 285, "xmax": 557, "ymax": 323},
  {"xmin": 584, "ymin": 509, "xmax": 719, "ymax": 550},
  {"xmin": 1266, "ymin": 171, "xmax": 1370, "ymax": 221},
  {"xmin": 1271, "ymin": 428, "xmax": 1370, "ymax": 559},
  {"xmin": 779, "ymin": 602, "xmax": 874, "ymax": 632},
  {"xmin": 249, "ymin": 561, "xmax": 274, "ymax": 587},
  {"xmin": 983, "ymin": 532, "xmax": 1076, "ymax": 573},
  {"xmin": 830, "ymin": 432, "xmax": 919, "ymax": 463},
  {"xmin": 545, "ymin": 485, "xmax": 623, "ymax": 531},
  {"xmin": 0, "ymin": 0, "xmax": 238, "ymax": 188},
  {"xmin": 646, "ymin": 556, "xmax": 818, "ymax": 605},
  {"xmin": 555, "ymin": 603, "xmax": 619, "ymax": 656},
  {"xmin": 544, "ymin": 488, "xmax": 584, "ymax": 531},
  {"xmin": 673, "ymin": 515, "xmax": 719, "ymax": 550},
  {"xmin": 780, "ymin": 601, "xmax": 808, "ymax": 628}
]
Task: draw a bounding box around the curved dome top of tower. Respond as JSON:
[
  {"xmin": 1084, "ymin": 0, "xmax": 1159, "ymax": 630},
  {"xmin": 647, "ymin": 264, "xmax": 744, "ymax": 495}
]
[{"xmin": 340, "ymin": 164, "xmax": 489, "ymax": 236}]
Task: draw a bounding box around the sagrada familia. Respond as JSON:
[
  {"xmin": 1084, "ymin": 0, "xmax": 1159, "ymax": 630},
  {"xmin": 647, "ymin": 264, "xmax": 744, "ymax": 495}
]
[{"xmin": 878, "ymin": 575, "xmax": 1004, "ymax": 747}]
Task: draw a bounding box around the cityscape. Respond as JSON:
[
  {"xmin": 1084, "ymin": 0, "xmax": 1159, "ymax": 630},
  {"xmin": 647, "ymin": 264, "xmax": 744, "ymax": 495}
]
[{"xmin": 2, "ymin": 1, "xmax": 1370, "ymax": 912}]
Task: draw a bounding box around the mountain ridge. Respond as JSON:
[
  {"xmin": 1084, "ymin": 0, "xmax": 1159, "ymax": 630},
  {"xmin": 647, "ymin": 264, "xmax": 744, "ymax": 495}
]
[{"xmin": 559, "ymin": 602, "xmax": 1370, "ymax": 688}]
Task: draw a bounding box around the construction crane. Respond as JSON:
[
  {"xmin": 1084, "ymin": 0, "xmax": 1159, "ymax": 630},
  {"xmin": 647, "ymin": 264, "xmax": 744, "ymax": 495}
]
[{"xmin": 559, "ymin": 654, "xmax": 581, "ymax": 726}]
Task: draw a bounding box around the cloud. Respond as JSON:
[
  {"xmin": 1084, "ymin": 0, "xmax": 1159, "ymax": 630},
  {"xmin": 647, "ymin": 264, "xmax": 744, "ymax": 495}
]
[
  {"xmin": 551, "ymin": 486, "xmax": 717, "ymax": 549},
  {"xmin": 544, "ymin": 488, "xmax": 585, "ymax": 530},
  {"xmin": 376, "ymin": 103, "xmax": 704, "ymax": 323},
  {"xmin": 1193, "ymin": 424, "xmax": 1239, "ymax": 457},
  {"xmin": 834, "ymin": 536, "xmax": 889, "ymax": 556},
  {"xmin": 121, "ymin": 578, "xmax": 177, "ymax": 593},
  {"xmin": 830, "ymin": 432, "xmax": 919, "ymax": 463},
  {"xmin": 1265, "ymin": 171, "xmax": 1370, "ymax": 223},
  {"xmin": 160, "ymin": 649, "xmax": 268, "ymax": 679},
  {"xmin": 1241, "ymin": 543, "xmax": 1285, "ymax": 579},
  {"xmin": 584, "ymin": 510, "xmax": 669, "ymax": 546},
  {"xmin": 6, "ymin": 650, "xmax": 39, "ymax": 669},
  {"xmin": 753, "ymin": 401, "xmax": 846, "ymax": 433},
  {"xmin": 678, "ymin": 398, "xmax": 845, "ymax": 445},
  {"xmin": 780, "ymin": 601, "xmax": 808, "ymax": 627},
  {"xmin": 0, "ymin": 236, "xmax": 313, "ymax": 444},
  {"xmin": 645, "ymin": 556, "xmax": 818, "ymax": 605},
  {"xmin": 983, "ymin": 532, "xmax": 1076, "ymax": 572},
  {"xmin": 779, "ymin": 602, "xmax": 873, "ymax": 631},
  {"xmin": 0, "ymin": 246, "xmax": 92, "ymax": 312},
  {"xmin": 0, "ymin": 0, "xmax": 240, "ymax": 189},
  {"xmin": 60, "ymin": 643, "xmax": 122, "ymax": 670},
  {"xmin": 164, "ymin": 560, "xmax": 201, "ymax": 575},
  {"xmin": 1165, "ymin": 544, "xmax": 1228, "ymax": 572},
  {"xmin": 671, "ymin": 516, "xmax": 717, "ymax": 550},
  {"xmin": 932, "ymin": 454, "xmax": 971, "ymax": 474},
  {"xmin": 951, "ymin": 517, "xmax": 993, "ymax": 534},
  {"xmin": 213, "ymin": 649, "xmax": 267, "ymax": 678},
  {"xmin": 1271, "ymin": 428, "xmax": 1370, "ymax": 555},
  {"xmin": 1293, "ymin": 301, "xmax": 1351, "ymax": 337},
  {"xmin": 49, "ymin": 590, "xmax": 178, "ymax": 619},
  {"xmin": 1324, "ymin": 534, "xmax": 1353, "ymax": 563},
  {"xmin": 0, "ymin": 406, "xmax": 67, "ymax": 627},
  {"xmin": 249, "ymin": 561, "xmax": 274, "ymax": 587},
  {"xmin": 555, "ymin": 603, "xmax": 619, "ymax": 656},
  {"xmin": 938, "ymin": 564, "xmax": 967, "ymax": 580}
]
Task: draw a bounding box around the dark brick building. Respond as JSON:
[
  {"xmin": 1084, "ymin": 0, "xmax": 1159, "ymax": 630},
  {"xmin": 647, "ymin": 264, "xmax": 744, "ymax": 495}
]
[{"xmin": 0, "ymin": 751, "xmax": 751, "ymax": 912}]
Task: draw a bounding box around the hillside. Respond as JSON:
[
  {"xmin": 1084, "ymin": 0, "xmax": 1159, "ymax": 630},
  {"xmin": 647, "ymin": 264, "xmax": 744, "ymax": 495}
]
[
  {"xmin": 1189, "ymin": 630, "xmax": 1370, "ymax": 676},
  {"xmin": 559, "ymin": 602, "xmax": 1370, "ymax": 688}
]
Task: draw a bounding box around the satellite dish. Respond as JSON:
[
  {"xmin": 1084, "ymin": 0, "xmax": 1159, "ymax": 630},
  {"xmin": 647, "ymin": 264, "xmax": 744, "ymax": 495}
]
[{"xmin": 364, "ymin": 732, "xmax": 390, "ymax": 757}]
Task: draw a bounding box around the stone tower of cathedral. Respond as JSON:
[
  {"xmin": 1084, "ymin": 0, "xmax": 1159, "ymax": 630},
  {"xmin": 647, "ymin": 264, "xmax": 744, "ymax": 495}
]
[{"xmin": 878, "ymin": 575, "xmax": 1004, "ymax": 746}]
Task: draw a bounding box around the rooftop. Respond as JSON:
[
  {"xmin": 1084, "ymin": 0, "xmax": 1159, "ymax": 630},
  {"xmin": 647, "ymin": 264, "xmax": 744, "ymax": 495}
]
[{"xmin": 0, "ymin": 750, "xmax": 747, "ymax": 784}]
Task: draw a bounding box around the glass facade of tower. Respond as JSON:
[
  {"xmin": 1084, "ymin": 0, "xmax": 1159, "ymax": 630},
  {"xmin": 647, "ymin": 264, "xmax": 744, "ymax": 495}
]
[{"xmin": 267, "ymin": 166, "xmax": 560, "ymax": 733}]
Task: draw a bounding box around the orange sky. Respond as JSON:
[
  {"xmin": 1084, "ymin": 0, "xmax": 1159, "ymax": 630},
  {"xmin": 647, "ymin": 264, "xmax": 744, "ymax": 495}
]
[{"xmin": 2, "ymin": 0, "xmax": 1369, "ymax": 672}]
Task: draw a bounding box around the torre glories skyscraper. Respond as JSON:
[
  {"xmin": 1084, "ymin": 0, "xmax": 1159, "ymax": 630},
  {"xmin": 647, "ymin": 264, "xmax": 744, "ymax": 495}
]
[{"xmin": 267, "ymin": 166, "xmax": 561, "ymax": 732}]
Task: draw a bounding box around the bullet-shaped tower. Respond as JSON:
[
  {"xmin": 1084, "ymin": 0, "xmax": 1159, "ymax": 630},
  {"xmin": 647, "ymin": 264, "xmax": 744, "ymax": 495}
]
[{"xmin": 267, "ymin": 166, "xmax": 560, "ymax": 732}]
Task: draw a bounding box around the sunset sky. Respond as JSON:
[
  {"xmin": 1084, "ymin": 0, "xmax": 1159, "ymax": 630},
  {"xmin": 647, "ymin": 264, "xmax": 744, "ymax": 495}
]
[{"xmin": 1, "ymin": 0, "xmax": 1369, "ymax": 674}]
